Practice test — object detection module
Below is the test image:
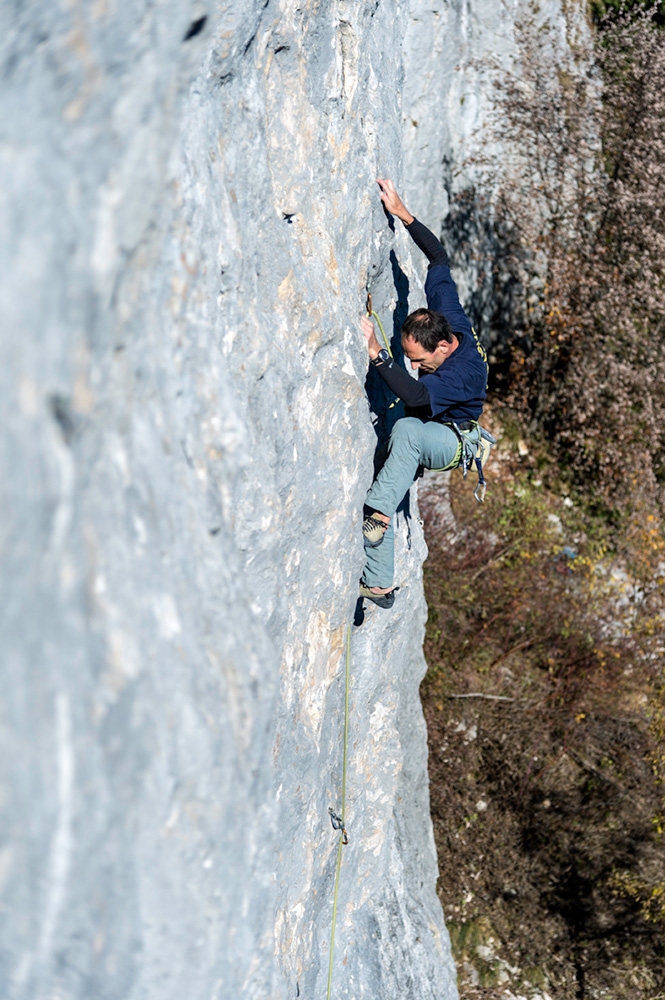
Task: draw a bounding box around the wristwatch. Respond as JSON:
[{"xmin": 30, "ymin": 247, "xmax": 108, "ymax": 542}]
[{"xmin": 371, "ymin": 348, "xmax": 390, "ymax": 366}]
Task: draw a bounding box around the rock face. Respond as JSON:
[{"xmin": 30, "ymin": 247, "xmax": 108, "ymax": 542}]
[{"xmin": 1, "ymin": 2, "xmax": 458, "ymax": 998}]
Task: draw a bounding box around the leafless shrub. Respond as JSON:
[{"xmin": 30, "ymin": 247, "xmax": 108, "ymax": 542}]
[{"xmin": 489, "ymin": 8, "xmax": 665, "ymax": 514}]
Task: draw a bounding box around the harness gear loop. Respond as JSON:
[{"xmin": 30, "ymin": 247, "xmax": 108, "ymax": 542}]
[
  {"xmin": 326, "ymin": 626, "xmax": 352, "ymax": 1000},
  {"xmin": 450, "ymin": 422, "xmax": 471, "ymax": 479},
  {"xmin": 431, "ymin": 420, "xmax": 496, "ymax": 502}
]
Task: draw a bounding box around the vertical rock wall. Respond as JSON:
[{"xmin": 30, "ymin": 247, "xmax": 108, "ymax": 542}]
[{"xmin": 1, "ymin": 1, "xmax": 457, "ymax": 997}]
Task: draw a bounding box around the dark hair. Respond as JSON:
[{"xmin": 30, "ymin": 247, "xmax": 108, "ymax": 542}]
[{"xmin": 401, "ymin": 309, "xmax": 453, "ymax": 352}]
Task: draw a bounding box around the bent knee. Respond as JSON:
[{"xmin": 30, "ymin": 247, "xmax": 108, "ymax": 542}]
[{"xmin": 389, "ymin": 417, "xmax": 423, "ymax": 445}]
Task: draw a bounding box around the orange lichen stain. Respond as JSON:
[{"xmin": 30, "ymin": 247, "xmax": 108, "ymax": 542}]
[
  {"xmin": 278, "ymin": 270, "xmax": 296, "ymax": 302},
  {"xmin": 328, "ymin": 131, "xmax": 351, "ymax": 161},
  {"xmin": 326, "ymin": 245, "xmax": 340, "ymax": 291},
  {"xmin": 63, "ymin": 14, "xmax": 101, "ymax": 120},
  {"xmin": 73, "ymin": 370, "xmax": 93, "ymax": 414},
  {"xmin": 330, "ymin": 623, "xmax": 346, "ymax": 661},
  {"xmin": 170, "ymin": 274, "xmax": 187, "ymax": 312},
  {"xmin": 180, "ymin": 251, "xmax": 198, "ymax": 276}
]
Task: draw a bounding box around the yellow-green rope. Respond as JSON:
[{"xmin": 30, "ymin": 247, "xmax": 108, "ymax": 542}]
[
  {"xmin": 366, "ymin": 290, "xmax": 392, "ymax": 358},
  {"xmin": 326, "ymin": 625, "xmax": 351, "ymax": 1000},
  {"xmin": 369, "ymin": 310, "xmax": 392, "ymax": 357}
]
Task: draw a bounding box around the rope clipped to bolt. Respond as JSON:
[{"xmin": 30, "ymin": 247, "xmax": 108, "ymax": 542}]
[
  {"xmin": 366, "ymin": 287, "xmax": 400, "ymax": 410},
  {"xmin": 366, "ymin": 291, "xmax": 392, "ymax": 357}
]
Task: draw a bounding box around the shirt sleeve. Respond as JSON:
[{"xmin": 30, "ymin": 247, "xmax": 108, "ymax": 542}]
[
  {"xmin": 404, "ymin": 218, "xmax": 450, "ymax": 268},
  {"xmin": 424, "ymin": 265, "xmax": 473, "ymax": 339},
  {"xmin": 405, "ymin": 218, "xmax": 473, "ymax": 338},
  {"xmin": 373, "ymin": 359, "xmax": 431, "ymax": 411}
]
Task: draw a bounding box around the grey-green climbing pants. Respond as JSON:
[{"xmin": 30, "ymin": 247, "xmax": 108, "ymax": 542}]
[{"xmin": 362, "ymin": 416, "xmax": 476, "ymax": 589}]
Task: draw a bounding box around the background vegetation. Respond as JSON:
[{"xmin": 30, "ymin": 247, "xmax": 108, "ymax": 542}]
[
  {"xmin": 422, "ymin": 6, "xmax": 665, "ymax": 997},
  {"xmin": 421, "ymin": 438, "xmax": 665, "ymax": 998},
  {"xmin": 590, "ymin": 0, "xmax": 665, "ymax": 26},
  {"xmin": 489, "ymin": 7, "xmax": 665, "ymax": 517}
]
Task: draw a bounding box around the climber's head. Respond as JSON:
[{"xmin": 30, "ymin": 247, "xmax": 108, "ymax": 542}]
[{"xmin": 401, "ymin": 308, "xmax": 457, "ymax": 372}]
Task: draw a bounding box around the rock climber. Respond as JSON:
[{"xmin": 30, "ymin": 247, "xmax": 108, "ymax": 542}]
[{"xmin": 359, "ymin": 178, "xmax": 488, "ymax": 609}]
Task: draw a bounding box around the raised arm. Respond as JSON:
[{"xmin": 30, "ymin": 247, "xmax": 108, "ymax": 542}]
[
  {"xmin": 376, "ymin": 178, "xmax": 471, "ymax": 338},
  {"xmin": 376, "ymin": 179, "xmax": 450, "ymax": 267}
]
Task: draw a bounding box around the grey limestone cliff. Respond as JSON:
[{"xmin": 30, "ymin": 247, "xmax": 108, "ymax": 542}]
[{"xmin": 1, "ymin": 1, "xmax": 458, "ymax": 998}]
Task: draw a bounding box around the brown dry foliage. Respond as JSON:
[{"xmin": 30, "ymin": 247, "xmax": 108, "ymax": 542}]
[
  {"xmin": 420, "ymin": 460, "xmax": 665, "ymax": 998},
  {"xmin": 489, "ymin": 9, "xmax": 665, "ymax": 514},
  {"xmin": 423, "ymin": 12, "xmax": 665, "ymax": 993}
]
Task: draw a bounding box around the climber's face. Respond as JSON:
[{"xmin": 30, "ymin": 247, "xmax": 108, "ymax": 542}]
[{"xmin": 401, "ymin": 334, "xmax": 457, "ymax": 373}]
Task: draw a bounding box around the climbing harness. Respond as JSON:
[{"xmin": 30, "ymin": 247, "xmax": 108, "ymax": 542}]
[
  {"xmin": 326, "ymin": 625, "xmax": 351, "ymax": 1000},
  {"xmin": 438, "ymin": 419, "xmax": 497, "ymax": 503}
]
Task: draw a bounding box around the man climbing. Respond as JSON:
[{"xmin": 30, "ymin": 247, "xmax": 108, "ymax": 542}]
[{"xmin": 359, "ymin": 178, "xmax": 488, "ymax": 609}]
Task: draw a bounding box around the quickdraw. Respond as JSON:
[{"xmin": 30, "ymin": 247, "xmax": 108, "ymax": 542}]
[
  {"xmin": 442, "ymin": 420, "xmax": 497, "ymax": 503},
  {"xmin": 328, "ymin": 807, "xmax": 349, "ymax": 846}
]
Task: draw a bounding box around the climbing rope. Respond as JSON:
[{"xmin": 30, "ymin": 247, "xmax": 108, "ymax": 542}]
[
  {"xmin": 366, "ymin": 291, "xmax": 392, "ymax": 357},
  {"xmin": 366, "ymin": 289, "xmax": 401, "ymax": 412},
  {"xmin": 326, "ymin": 625, "xmax": 351, "ymax": 1000}
]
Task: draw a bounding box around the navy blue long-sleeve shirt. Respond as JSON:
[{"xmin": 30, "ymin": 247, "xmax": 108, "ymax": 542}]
[{"xmin": 374, "ymin": 218, "xmax": 487, "ymax": 422}]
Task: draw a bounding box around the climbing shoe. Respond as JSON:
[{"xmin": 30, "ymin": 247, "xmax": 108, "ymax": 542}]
[
  {"xmin": 359, "ymin": 583, "xmax": 398, "ymax": 609},
  {"xmin": 362, "ymin": 514, "xmax": 389, "ymax": 547}
]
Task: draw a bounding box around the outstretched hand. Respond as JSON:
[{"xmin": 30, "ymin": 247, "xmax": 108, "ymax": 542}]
[{"xmin": 376, "ymin": 179, "xmax": 414, "ymax": 225}]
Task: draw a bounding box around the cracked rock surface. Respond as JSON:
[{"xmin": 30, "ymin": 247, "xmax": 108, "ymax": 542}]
[{"xmin": 1, "ymin": 1, "xmax": 459, "ymax": 998}]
